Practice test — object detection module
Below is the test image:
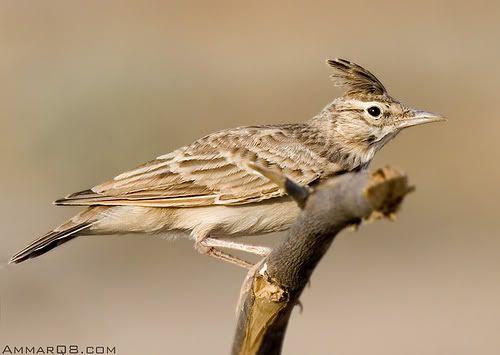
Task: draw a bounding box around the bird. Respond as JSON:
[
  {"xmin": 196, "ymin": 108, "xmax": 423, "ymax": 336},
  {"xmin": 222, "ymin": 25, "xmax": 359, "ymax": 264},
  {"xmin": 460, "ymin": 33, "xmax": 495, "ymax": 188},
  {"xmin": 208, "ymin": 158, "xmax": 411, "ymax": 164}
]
[{"xmin": 10, "ymin": 58, "xmax": 444, "ymax": 267}]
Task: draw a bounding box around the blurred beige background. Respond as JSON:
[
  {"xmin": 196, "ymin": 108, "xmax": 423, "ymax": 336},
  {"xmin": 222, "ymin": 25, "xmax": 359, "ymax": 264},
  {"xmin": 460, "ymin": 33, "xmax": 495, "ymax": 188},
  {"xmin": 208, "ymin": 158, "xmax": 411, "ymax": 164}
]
[{"xmin": 1, "ymin": 1, "xmax": 499, "ymax": 354}]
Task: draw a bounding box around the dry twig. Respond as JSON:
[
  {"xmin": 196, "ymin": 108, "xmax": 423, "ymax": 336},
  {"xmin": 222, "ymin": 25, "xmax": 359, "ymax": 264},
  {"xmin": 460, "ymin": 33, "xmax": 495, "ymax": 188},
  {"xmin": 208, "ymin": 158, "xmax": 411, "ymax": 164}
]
[{"xmin": 232, "ymin": 167, "xmax": 413, "ymax": 355}]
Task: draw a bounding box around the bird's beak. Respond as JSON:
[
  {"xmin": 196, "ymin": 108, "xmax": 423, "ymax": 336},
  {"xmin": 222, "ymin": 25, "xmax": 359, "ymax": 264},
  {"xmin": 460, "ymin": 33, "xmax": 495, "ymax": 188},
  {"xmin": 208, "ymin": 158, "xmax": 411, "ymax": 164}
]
[{"xmin": 397, "ymin": 110, "xmax": 446, "ymax": 129}]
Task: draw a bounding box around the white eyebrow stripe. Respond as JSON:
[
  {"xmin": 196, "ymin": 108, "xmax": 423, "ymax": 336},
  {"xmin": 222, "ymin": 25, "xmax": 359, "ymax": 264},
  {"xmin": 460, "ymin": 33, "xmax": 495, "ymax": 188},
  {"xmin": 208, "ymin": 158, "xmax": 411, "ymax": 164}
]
[{"xmin": 343, "ymin": 99, "xmax": 385, "ymax": 110}]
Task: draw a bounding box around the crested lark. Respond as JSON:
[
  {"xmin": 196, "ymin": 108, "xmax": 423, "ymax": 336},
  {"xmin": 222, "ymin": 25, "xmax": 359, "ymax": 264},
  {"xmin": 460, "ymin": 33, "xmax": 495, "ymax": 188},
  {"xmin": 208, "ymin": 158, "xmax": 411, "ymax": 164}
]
[{"xmin": 10, "ymin": 58, "xmax": 444, "ymax": 267}]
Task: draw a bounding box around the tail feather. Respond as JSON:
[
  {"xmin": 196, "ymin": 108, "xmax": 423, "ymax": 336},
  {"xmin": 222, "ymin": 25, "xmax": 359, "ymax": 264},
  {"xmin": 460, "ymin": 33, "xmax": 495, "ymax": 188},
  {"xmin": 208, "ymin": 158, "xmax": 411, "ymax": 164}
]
[
  {"xmin": 9, "ymin": 223, "xmax": 93, "ymax": 264},
  {"xmin": 9, "ymin": 206, "xmax": 108, "ymax": 264}
]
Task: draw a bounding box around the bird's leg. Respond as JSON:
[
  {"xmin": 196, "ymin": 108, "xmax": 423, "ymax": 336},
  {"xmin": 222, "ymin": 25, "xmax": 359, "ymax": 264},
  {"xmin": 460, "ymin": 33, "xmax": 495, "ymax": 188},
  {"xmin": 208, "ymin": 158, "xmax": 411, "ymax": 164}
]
[
  {"xmin": 202, "ymin": 237, "xmax": 271, "ymax": 257},
  {"xmin": 195, "ymin": 236, "xmax": 253, "ymax": 269}
]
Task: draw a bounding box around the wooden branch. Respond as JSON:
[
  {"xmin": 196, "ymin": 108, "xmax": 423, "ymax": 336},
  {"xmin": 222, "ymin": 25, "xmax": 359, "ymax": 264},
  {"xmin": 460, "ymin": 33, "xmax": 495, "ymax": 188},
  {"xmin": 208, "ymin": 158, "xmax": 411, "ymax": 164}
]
[{"xmin": 231, "ymin": 167, "xmax": 413, "ymax": 355}]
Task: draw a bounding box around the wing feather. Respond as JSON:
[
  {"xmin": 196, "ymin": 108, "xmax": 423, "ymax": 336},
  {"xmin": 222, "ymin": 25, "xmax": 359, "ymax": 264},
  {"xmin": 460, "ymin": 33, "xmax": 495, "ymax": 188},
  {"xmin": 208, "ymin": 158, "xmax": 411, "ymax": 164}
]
[{"xmin": 55, "ymin": 126, "xmax": 332, "ymax": 207}]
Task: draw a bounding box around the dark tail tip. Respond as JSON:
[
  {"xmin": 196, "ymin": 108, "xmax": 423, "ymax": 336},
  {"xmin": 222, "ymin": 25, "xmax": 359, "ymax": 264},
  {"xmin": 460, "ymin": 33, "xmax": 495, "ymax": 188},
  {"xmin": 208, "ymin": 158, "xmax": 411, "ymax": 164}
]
[
  {"xmin": 10, "ymin": 224, "xmax": 90, "ymax": 264},
  {"xmin": 10, "ymin": 234, "xmax": 80, "ymax": 264}
]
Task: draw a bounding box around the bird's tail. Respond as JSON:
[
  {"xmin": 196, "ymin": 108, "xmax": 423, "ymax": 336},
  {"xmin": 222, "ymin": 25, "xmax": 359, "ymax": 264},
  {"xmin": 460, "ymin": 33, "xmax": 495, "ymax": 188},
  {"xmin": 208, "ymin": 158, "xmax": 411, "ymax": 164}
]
[{"xmin": 9, "ymin": 207, "xmax": 104, "ymax": 264}]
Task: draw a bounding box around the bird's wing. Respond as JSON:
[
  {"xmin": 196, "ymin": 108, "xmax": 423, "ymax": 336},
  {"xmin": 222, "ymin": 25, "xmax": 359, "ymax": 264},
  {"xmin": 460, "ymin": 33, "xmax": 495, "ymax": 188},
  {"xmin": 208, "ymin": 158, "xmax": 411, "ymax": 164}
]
[{"xmin": 55, "ymin": 126, "xmax": 331, "ymax": 207}]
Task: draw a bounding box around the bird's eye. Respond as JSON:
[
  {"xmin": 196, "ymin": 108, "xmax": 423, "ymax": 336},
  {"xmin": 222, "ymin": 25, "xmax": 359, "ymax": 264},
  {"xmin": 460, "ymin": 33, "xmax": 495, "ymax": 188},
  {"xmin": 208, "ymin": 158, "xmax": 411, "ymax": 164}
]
[{"xmin": 367, "ymin": 106, "xmax": 381, "ymax": 118}]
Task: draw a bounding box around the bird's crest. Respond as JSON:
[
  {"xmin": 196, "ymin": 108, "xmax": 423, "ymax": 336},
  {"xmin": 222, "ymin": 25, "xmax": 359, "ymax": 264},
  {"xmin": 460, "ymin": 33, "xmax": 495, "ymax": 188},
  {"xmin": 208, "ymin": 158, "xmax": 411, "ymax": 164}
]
[{"xmin": 327, "ymin": 58, "xmax": 387, "ymax": 96}]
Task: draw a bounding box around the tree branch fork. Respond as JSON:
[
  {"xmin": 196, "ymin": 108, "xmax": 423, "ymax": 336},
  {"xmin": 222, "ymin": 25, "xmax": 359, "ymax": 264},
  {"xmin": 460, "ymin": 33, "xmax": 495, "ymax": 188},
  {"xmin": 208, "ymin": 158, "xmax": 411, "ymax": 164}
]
[{"xmin": 232, "ymin": 166, "xmax": 414, "ymax": 355}]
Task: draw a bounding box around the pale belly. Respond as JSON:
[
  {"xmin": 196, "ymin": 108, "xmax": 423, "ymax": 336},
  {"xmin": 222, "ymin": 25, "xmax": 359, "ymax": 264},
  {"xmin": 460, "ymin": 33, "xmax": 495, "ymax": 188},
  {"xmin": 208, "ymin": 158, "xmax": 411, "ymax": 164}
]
[
  {"xmin": 93, "ymin": 196, "xmax": 301, "ymax": 239},
  {"xmin": 171, "ymin": 196, "xmax": 301, "ymax": 239}
]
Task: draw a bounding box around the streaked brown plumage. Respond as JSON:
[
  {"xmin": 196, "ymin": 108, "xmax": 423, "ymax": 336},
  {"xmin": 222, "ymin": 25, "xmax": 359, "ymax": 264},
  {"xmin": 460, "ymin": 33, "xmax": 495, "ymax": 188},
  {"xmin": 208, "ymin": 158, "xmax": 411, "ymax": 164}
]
[{"xmin": 10, "ymin": 58, "xmax": 444, "ymax": 267}]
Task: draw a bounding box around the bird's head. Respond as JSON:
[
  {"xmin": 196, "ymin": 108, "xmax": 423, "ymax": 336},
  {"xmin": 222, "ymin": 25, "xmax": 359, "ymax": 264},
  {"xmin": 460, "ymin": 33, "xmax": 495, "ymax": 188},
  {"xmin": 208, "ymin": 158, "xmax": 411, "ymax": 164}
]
[{"xmin": 313, "ymin": 58, "xmax": 444, "ymax": 166}]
